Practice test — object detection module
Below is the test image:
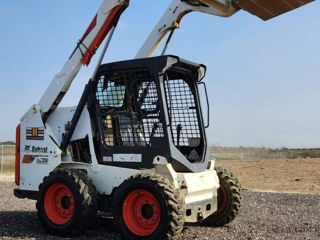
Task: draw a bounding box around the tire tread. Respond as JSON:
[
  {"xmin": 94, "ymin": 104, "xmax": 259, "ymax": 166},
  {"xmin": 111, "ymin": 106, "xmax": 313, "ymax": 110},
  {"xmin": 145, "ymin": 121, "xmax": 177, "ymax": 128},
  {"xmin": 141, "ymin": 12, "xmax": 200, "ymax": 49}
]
[
  {"xmin": 204, "ymin": 167, "xmax": 242, "ymax": 227},
  {"xmin": 36, "ymin": 169, "xmax": 98, "ymax": 236},
  {"xmin": 112, "ymin": 173, "xmax": 184, "ymax": 240}
]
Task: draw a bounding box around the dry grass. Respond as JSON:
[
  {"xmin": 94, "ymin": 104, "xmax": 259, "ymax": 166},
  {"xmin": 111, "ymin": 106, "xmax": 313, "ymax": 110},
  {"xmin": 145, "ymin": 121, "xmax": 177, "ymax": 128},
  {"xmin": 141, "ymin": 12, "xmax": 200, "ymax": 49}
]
[
  {"xmin": 216, "ymin": 158, "xmax": 320, "ymax": 194},
  {"xmin": 1, "ymin": 146, "xmax": 15, "ymax": 155}
]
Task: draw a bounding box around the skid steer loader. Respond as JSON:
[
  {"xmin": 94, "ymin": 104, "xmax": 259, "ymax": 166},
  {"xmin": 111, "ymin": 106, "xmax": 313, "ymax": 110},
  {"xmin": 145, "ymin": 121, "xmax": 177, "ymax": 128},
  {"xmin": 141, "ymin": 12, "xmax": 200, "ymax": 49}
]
[{"xmin": 14, "ymin": 0, "xmax": 315, "ymax": 239}]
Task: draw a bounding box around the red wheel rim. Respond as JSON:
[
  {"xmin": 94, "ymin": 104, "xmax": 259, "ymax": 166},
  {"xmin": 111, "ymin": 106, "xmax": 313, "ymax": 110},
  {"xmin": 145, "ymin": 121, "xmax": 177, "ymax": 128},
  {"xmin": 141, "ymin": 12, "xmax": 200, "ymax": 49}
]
[
  {"xmin": 123, "ymin": 190, "xmax": 161, "ymax": 237},
  {"xmin": 213, "ymin": 184, "xmax": 227, "ymax": 215},
  {"xmin": 44, "ymin": 183, "xmax": 75, "ymax": 225}
]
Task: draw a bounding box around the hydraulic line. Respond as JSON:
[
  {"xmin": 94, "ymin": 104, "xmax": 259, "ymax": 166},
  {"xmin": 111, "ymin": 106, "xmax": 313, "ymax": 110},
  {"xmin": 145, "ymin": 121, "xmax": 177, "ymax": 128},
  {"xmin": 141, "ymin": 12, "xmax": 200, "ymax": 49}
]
[{"xmin": 92, "ymin": 26, "xmax": 116, "ymax": 81}]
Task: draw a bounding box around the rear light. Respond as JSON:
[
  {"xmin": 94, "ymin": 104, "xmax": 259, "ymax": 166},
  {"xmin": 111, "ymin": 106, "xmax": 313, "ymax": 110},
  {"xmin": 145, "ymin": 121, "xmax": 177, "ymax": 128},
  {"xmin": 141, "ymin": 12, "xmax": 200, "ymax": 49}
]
[
  {"xmin": 22, "ymin": 155, "xmax": 35, "ymax": 164},
  {"xmin": 15, "ymin": 124, "xmax": 20, "ymax": 186}
]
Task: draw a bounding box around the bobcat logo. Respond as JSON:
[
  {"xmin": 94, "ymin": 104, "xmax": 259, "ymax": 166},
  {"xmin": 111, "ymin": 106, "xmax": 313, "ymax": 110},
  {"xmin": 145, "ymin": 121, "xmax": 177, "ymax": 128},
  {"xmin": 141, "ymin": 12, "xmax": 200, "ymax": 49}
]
[{"xmin": 25, "ymin": 145, "xmax": 31, "ymax": 152}]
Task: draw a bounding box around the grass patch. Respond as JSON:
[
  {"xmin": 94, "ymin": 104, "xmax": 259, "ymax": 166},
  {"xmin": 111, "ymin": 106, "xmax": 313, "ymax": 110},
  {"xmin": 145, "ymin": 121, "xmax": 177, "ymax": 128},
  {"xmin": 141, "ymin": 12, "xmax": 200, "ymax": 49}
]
[
  {"xmin": 0, "ymin": 162, "xmax": 15, "ymax": 172},
  {"xmin": 1, "ymin": 146, "xmax": 15, "ymax": 155}
]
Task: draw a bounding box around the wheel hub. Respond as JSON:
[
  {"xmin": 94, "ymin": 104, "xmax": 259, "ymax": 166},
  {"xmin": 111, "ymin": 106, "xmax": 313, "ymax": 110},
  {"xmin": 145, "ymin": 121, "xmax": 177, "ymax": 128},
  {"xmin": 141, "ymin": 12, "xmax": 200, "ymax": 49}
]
[
  {"xmin": 61, "ymin": 196, "xmax": 71, "ymax": 209},
  {"xmin": 123, "ymin": 190, "xmax": 161, "ymax": 237},
  {"xmin": 44, "ymin": 183, "xmax": 75, "ymax": 225},
  {"xmin": 141, "ymin": 204, "xmax": 154, "ymax": 219},
  {"xmin": 213, "ymin": 184, "xmax": 227, "ymax": 216}
]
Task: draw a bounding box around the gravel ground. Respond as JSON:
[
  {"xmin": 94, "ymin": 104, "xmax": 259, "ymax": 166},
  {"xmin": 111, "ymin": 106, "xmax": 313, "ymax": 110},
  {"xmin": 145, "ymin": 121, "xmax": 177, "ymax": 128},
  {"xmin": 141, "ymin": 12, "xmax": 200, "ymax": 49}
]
[{"xmin": 0, "ymin": 181, "xmax": 319, "ymax": 240}]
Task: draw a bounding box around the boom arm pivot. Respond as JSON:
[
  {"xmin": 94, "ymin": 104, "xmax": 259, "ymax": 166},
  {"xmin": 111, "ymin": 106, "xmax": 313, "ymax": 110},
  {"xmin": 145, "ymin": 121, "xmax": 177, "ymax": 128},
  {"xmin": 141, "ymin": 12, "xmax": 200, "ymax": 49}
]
[{"xmin": 38, "ymin": 0, "xmax": 129, "ymax": 118}]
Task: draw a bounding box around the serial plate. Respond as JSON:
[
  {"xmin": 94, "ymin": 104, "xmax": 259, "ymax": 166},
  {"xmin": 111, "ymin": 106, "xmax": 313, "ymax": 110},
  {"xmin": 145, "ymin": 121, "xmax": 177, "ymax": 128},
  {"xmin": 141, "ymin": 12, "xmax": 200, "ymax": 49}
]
[{"xmin": 113, "ymin": 154, "xmax": 142, "ymax": 163}]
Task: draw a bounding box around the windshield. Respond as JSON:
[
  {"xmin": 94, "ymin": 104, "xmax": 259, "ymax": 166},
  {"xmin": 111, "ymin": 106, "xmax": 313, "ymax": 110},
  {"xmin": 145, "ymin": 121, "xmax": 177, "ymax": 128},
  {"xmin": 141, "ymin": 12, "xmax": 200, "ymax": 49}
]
[{"xmin": 96, "ymin": 77, "xmax": 126, "ymax": 108}]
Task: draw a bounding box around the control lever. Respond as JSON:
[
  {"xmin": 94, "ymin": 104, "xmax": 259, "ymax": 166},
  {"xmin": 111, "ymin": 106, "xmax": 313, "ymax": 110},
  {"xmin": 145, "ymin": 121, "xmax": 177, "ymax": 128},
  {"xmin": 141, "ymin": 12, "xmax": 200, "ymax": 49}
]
[
  {"xmin": 177, "ymin": 124, "xmax": 182, "ymax": 148},
  {"xmin": 150, "ymin": 123, "xmax": 159, "ymax": 139}
]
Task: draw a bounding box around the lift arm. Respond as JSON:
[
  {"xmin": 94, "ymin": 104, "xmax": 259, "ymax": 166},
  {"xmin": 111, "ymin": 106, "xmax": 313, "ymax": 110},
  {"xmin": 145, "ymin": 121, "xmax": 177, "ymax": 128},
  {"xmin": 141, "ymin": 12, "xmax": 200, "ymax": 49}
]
[
  {"xmin": 136, "ymin": 0, "xmax": 315, "ymax": 58},
  {"xmin": 136, "ymin": 0, "xmax": 238, "ymax": 58},
  {"xmin": 38, "ymin": 0, "xmax": 315, "ymax": 119},
  {"xmin": 38, "ymin": 0, "xmax": 129, "ymax": 118},
  {"xmin": 39, "ymin": 0, "xmax": 238, "ymax": 119}
]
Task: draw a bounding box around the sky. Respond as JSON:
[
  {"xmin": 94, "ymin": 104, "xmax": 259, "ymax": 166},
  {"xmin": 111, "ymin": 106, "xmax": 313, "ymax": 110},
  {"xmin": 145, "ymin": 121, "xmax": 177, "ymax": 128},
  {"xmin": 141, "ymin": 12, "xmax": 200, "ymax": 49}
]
[{"xmin": 0, "ymin": 0, "xmax": 319, "ymax": 148}]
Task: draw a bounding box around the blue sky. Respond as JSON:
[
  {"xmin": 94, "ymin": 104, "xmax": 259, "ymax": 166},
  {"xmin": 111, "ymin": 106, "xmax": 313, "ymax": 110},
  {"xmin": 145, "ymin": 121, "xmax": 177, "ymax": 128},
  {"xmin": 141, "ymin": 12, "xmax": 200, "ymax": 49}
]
[{"xmin": 0, "ymin": 0, "xmax": 319, "ymax": 148}]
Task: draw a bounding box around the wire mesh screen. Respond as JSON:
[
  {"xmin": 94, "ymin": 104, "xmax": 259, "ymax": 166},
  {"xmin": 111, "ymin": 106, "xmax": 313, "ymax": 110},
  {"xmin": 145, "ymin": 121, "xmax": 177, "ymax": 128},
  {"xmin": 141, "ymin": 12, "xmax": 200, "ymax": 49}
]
[
  {"xmin": 140, "ymin": 81, "xmax": 164, "ymax": 142},
  {"xmin": 164, "ymin": 79, "xmax": 201, "ymax": 147},
  {"xmin": 96, "ymin": 69, "xmax": 164, "ymax": 147}
]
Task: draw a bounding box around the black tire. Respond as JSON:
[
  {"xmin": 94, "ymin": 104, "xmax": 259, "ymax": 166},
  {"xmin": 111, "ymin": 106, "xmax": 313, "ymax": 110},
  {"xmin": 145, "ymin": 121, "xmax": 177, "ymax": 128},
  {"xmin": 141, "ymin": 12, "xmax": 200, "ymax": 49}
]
[
  {"xmin": 36, "ymin": 169, "xmax": 98, "ymax": 236},
  {"xmin": 112, "ymin": 173, "xmax": 184, "ymax": 240},
  {"xmin": 204, "ymin": 167, "xmax": 242, "ymax": 227}
]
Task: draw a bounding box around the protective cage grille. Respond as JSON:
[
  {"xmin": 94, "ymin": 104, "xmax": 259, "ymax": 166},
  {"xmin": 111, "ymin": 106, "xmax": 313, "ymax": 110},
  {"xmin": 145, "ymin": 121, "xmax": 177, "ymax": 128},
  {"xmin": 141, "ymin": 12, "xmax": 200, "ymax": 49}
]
[
  {"xmin": 96, "ymin": 69, "xmax": 164, "ymax": 147},
  {"xmin": 164, "ymin": 78, "xmax": 202, "ymax": 152}
]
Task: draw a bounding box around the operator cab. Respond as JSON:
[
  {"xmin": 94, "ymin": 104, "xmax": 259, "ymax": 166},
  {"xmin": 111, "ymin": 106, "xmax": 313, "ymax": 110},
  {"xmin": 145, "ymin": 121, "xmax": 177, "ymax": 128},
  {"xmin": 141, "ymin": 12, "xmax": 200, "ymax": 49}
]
[{"xmin": 87, "ymin": 56, "xmax": 209, "ymax": 172}]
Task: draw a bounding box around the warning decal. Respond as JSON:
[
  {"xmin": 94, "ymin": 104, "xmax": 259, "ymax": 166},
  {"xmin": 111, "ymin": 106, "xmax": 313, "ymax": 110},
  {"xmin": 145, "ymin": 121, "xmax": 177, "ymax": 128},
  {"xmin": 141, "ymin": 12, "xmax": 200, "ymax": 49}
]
[{"xmin": 26, "ymin": 127, "xmax": 45, "ymax": 141}]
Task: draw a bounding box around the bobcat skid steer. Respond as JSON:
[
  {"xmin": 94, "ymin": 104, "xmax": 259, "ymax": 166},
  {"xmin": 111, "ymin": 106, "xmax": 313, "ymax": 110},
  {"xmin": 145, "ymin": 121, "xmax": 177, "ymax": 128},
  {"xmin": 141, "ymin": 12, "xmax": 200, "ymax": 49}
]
[{"xmin": 14, "ymin": 0, "xmax": 315, "ymax": 239}]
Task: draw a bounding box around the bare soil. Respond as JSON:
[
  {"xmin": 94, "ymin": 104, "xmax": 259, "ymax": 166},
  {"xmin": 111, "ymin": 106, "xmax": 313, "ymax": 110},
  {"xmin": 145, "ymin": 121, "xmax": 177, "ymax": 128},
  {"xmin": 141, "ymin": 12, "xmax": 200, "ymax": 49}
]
[
  {"xmin": 0, "ymin": 172, "xmax": 14, "ymax": 182},
  {"xmin": 216, "ymin": 158, "xmax": 320, "ymax": 194}
]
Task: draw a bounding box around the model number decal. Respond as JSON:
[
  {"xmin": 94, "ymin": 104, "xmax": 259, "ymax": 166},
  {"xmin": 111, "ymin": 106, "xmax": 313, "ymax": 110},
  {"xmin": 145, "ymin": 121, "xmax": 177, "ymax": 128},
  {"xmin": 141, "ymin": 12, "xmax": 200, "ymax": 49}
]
[
  {"xmin": 36, "ymin": 157, "xmax": 49, "ymax": 165},
  {"xmin": 113, "ymin": 154, "xmax": 142, "ymax": 163}
]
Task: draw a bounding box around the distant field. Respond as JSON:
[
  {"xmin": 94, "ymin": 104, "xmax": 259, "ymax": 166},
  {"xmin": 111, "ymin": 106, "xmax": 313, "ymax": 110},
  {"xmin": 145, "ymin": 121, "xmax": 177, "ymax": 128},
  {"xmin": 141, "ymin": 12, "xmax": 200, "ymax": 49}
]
[
  {"xmin": 1, "ymin": 157, "xmax": 319, "ymax": 194},
  {"xmin": 1, "ymin": 146, "xmax": 320, "ymax": 194},
  {"xmin": 0, "ymin": 160, "xmax": 15, "ymax": 172},
  {"xmin": 0, "ymin": 145, "xmax": 15, "ymax": 171},
  {"xmin": 216, "ymin": 158, "xmax": 320, "ymax": 194},
  {"xmin": 1, "ymin": 145, "xmax": 15, "ymax": 155},
  {"xmin": 211, "ymin": 146, "xmax": 320, "ymax": 194},
  {"xmin": 211, "ymin": 147, "xmax": 320, "ymax": 160}
]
